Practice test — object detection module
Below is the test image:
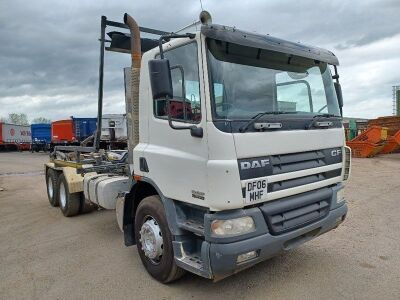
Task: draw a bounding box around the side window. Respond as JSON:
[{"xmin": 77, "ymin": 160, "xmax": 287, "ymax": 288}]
[{"xmin": 154, "ymin": 43, "xmax": 201, "ymax": 123}]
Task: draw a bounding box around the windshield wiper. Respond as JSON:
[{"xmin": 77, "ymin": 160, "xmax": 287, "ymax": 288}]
[
  {"xmin": 239, "ymin": 111, "xmax": 295, "ymax": 133},
  {"xmin": 306, "ymin": 113, "xmax": 340, "ymax": 129}
]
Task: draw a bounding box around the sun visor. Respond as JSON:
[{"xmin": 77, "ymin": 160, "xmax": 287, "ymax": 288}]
[{"xmin": 201, "ymin": 24, "xmax": 339, "ymax": 65}]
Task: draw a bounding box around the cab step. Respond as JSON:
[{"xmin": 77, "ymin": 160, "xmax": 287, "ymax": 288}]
[{"xmin": 179, "ymin": 219, "xmax": 205, "ymax": 236}]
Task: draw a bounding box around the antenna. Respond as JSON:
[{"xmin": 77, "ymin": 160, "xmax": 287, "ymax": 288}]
[{"xmin": 199, "ymin": 0, "xmax": 204, "ymax": 11}]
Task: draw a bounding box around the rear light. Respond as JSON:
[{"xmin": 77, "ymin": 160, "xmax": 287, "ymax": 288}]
[{"xmin": 343, "ymin": 146, "xmax": 351, "ymax": 181}]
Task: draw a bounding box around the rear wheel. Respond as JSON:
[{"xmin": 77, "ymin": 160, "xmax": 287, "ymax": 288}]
[
  {"xmin": 46, "ymin": 169, "xmax": 59, "ymax": 207},
  {"xmin": 79, "ymin": 197, "xmax": 96, "ymax": 214},
  {"xmin": 57, "ymin": 174, "xmax": 80, "ymax": 217},
  {"xmin": 135, "ymin": 195, "xmax": 185, "ymax": 283}
]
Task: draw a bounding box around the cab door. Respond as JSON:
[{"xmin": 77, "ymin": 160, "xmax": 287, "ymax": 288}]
[{"xmin": 144, "ymin": 38, "xmax": 209, "ymax": 207}]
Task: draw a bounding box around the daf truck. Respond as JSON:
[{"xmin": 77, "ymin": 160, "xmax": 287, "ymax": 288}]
[{"xmin": 44, "ymin": 11, "xmax": 351, "ymax": 283}]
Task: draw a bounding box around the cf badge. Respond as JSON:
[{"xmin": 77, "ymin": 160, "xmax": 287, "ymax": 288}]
[{"xmin": 331, "ymin": 149, "xmax": 342, "ymax": 157}]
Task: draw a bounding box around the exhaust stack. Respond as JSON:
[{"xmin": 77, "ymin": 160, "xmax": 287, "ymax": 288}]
[{"xmin": 124, "ymin": 13, "xmax": 141, "ymax": 165}]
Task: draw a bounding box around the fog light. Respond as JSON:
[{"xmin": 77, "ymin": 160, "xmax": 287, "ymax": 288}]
[
  {"xmin": 337, "ymin": 188, "xmax": 345, "ymax": 203},
  {"xmin": 237, "ymin": 251, "xmax": 258, "ymax": 264}
]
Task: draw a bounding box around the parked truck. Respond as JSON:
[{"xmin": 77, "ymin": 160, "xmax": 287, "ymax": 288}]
[
  {"xmin": 100, "ymin": 113, "xmax": 128, "ymax": 149},
  {"xmin": 31, "ymin": 123, "xmax": 51, "ymax": 152},
  {"xmin": 0, "ymin": 122, "xmax": 31, "ymax": 151},
  {"xmin": 44, "ymin": 11, "xmax": 351, "ymax": 283}
]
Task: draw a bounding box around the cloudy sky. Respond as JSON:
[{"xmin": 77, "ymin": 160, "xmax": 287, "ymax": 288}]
[{"xmin": 1, "ymin": 0, "xmax": 399, "ymax": 122}]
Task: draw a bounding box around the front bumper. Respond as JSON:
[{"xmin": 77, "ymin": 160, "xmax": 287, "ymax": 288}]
[{"xmin": 208, "ymin": 202, "xmax": 347, "ymax": 279}]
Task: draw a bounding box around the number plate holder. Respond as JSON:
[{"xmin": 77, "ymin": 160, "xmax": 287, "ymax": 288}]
[{"xmin": 245, "ymin": 178, "xmax": 268, "ymax": 204}]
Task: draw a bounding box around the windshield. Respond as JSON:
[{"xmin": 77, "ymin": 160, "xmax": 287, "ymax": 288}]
[{"xmin": 207, "ymin": 39, "xmax": 341, "ymax": 120}]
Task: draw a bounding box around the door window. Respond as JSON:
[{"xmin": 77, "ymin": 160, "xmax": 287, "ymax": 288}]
[{"xmin": 154, "ymin": 43, "xmax": 201, "ymax": 123}]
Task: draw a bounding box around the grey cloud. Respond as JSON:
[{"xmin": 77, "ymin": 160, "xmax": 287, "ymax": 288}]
[{"xmin": 0, "ymin": 0, "xmax": 399, "ymax": 120}]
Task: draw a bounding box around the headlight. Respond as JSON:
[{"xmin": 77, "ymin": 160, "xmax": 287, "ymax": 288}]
[
  {"xmin": 336, "ymin": 188, "xmax": 345, "ymax": 203},
  {"xmin": 211, "ymin": 216, "xmax": 255, "ymax": 237}
]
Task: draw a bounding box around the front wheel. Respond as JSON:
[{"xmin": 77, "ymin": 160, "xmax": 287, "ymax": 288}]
[{"xmin": 134, "ymin": 195, "xmax": 185, "ymax": 283}]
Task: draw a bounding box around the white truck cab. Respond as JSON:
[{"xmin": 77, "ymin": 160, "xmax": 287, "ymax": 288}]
[{"xmin": 45, "ymin": 11, "xmax": 351, "ymax": 283}]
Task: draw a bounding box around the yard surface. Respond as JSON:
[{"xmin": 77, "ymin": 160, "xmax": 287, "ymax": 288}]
[{"xmin": 0, "ymin": 152, "xmax": 399, "ymax": 299}]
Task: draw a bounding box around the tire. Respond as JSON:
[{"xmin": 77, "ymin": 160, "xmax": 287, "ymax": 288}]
[
  {"xmin": 57, "ymin": 174, "xmax": 80, "ymax": 217},
  {"xmin": 135, "ymin": 195, "xmax": 185, "ymax": 283},
  {"xmin": 79, "ymin": 197, "xmax": 96, "ymax": 214},
  {"xmin": 46, "ymin": 169, "xmax": 59, "ymax": 207}
]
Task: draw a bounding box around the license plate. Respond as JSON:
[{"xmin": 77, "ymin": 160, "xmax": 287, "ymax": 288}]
[{"xmin": 245, "ymin": 179, "xmax": 267, "ymax": 204}]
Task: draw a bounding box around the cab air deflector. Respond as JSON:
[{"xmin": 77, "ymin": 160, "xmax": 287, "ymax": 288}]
[{"xmin": 201, "ymin": 24, "xmax": 339, "ymax": 66}]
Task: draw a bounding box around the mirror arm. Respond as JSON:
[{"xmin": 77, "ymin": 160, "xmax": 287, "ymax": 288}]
[
  {"xmin": 333, "ymin": 65, "xmax": 340, "ymax": 83},
  {"xmin": 166, "ymin": 96, "xmax": 203, "ymax": 137},
  {"xmin": 333, "ymin": 65, "xmax": 343, "ymax": 116}
]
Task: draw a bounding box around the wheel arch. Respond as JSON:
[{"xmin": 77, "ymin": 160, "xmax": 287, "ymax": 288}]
[
  {"xmin": 45, "ymin": 164, "xmax": 83, "ymax": 194},
  {"xmin": 122, "ymin": 178, "xmax": 183, "ymax": 246}
]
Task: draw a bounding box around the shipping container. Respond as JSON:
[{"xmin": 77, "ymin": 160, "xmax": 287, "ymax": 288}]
[
  {"xmin": 0, "ymin": 122, "xmax": 31, "ymax": 150},
  {"xmin": 74, "ymin": 118, "xmax": 97, "ymax": 141},
  {"xmin": 51, "ymin": 119, "xmax": 75, "ymax": 143},
  {"xmin": 31, "ymin": 123, "xmax": 51, "ymax": 143},
  {"xmin": 51, "ymin": 117, "xmax": 97, "ymax": 150},
  {"xmin": 31, "ymin": 123, "xmax": 51, "ymax": 152}
]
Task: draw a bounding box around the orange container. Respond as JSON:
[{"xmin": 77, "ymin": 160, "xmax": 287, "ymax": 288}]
[
  {"xmin": 380, "ymin": 130, "xmax": 400, "ymax": 154},
  {"xmin": 394, "ymin": 130, "xmax": 400, "ymax": 144},
  {"xmin": 380, "ymin": 137, "xmax": 399, "ymax": 154},
  {"xmin": 351, "ymin": 126, "xmax": 388, "ymax": 143},
  {"xmin": 51, "ymin": 119, "xmax": 75, "ymax": 143},
  {"xmin": 346, "ymin": 141, "xmax": 386, "ymax": 158}
]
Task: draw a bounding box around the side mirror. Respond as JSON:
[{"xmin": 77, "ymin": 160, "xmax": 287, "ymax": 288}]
[
  {"xmin": 148, "ymin": 59, "xmax": 173, "ymax": 99},
  {"xmin": 334, "ymin": 82, "xmax": 343, "ymax": 109}
]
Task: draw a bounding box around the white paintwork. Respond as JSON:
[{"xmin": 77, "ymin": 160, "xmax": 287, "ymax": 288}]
[
  {"xmin": 133, "ymin": 32, "xmax": 348, "ymax": 211},
  {"xmin": 83, "ymin": 174, "xmax": 129, "ymax": 209},
  {"xmin": 136, "ymin": 35, "xmax": 209, "ymax": 208},
  {"xmin": 233, "ymin": 128, "xmax": 345, "ymax": 158}
]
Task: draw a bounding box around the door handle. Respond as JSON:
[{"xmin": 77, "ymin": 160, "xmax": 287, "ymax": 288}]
[{"xmin": 190, "ymin": 127, "xmax": 203, "ymax": 138}]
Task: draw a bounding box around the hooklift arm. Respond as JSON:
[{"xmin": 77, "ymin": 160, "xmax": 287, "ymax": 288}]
[
  {"xmin": 54, "ymin": 16, "xmax": 170, "ymax": 159},
  {"xmin": 94, "ymin": 15, "xmax": 170, "ymax": 153}
]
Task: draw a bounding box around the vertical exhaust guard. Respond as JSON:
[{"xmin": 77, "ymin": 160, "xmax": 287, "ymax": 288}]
[{"xmin": 123, "ymin": 13, "xmax": 142, "ymax": 164}]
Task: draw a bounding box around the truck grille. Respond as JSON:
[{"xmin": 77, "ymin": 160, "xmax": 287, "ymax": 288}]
[
  {"xmin": 269, "ymin": 148, "xmax": 341, "ymax": 175},
  {"xmin": 260, "ymin": 187, "xmax": 332, "ymax": 235},
  {"xmin": 267, "ymin": 169, "xmax": 341, "ymax": 192},
  {"xmin": 240, "ymin": 147, "xmax": 343, "ymax": 197}
]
